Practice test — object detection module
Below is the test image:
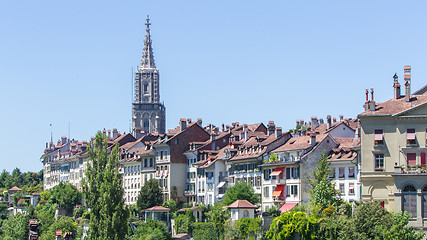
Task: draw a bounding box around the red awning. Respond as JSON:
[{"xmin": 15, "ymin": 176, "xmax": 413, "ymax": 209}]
[
  {"xmin": 270, "ymin": 167, "xmax": 285, "ymax": 176},
  {"xmin": 272, "ymin": 185, "xmax": 285, "ymax": 197},
  {"xmin": 280, "ymin": 203, "xmax": 298, "ymax": 213}
]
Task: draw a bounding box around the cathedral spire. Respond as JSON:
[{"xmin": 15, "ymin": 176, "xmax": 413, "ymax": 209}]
[{"xmin": 140, "ymin": 15, "xmax": 156, "ymax": 69}]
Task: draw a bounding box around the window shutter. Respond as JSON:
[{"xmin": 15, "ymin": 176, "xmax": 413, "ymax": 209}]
[
  {"xmin": 403, "ymin": 194, "xmax": 417, "ymax": 218},
  {"xmin": 421, "ymin": 152, "xmax": 426, "ymax": 167}
]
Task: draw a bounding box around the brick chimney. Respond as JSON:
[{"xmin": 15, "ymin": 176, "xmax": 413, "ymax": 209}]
[
  {"xmin": 319, "ymin": 118, "xmax": 324, "ymax": 125},
  {"xmin": 196, "ymin": 118, "xmax": 202, "ymax": 126},
  {"xmin": 211, "ymin": 133, "xmax": 216, "ymax": 150},
  {"xmin": 333, "ymin": 117, "xmax": 337, "ymax": 123},
  {"xmin": 404, "ymin": 65, "xmax": 411, "ymax": 102},
  {"xmin": 327, "ymin": 115, "xmax": 332, "ymax": 130},
  {"xmin": 107, "ymin": 130, "xmax": 111, "ymax": 140},
  {"xmin": 339, "ymin": 115, "xmax": 343, "ymax": 122},
  {"xmin": 180, "ymin": 118, "xmax": 187, "ymax": 131},
  {"xmin": 113, "ymin": 128, "xmax": 119, "ymax": 139},
  {"xmin": 393, "ymin": 73, "xmax": 401, "ymax": 99}
]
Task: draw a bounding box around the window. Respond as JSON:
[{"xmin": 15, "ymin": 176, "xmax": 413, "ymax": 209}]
[
  {"xmin": 144, "ymin": 159, "xmax": 147, "ymax": 168},
  {"xmin": 143, "ymin": 83, "xmax": 148, "ymax": 94},
  {"xmin": 329, "ymin": 168, "xmax": 336, "ymax": 179},
  {"xmin": 407, "ymin": 129, "xmax": 416, "ymax": 145},
  {"xmin": 264, "ymin": 169, "xmax": 272, "ymax": 180},
  {"xmin": 407, "ymin": 153, "xmax": 417, "ymax": 167},
  {"xmin": 374, "ymin": 129, "xmax": 384, "ymax": 145},
  {"xmin": 339, "ymin": 167, "xmax": 345, "ymax": 178},
  {"xmin": 160, "ymin": 151, "xmax": 163, "ymax": 160},
  {"xmin": 286, "ymin": 185, "xmax": 290, "ymax": 197},
  {"xmin": 264, "ymin": 187, "xmax": 269, "ymax": 198},
  {"xmin": 150, "ymin": 158, "xmax": 154, "ymax": 167},
  {"xmin": 349, "ymin": 183, "xmax": 355, "ymax": 194},
  {"xmin": 243, "ymin": 210, "xmax": 249, "ymax": 218},
  {"xmin": 286, "ymin": 168, "xmax": 290, "ymax": 179},
  {"xmin": 403, "ymin": 185, "xmax": 417, "ymax": 218},
  {"xmin": 291, "ymin": 185, "xmax": 298, "ymax": 196},
  {"xmin": 348, "ymin": 167, "xmax": 355, "ymax": 178},
  {"xmin": 175, "ymin": 139, "xmax": 179, "ymax": 145},
  {"xmin": 375, "ymin": 154, "xmax": 384, "ymax": 171},
  {"xmin": 143, "ymin": 119, "xmax": 149, "ymax": 129},
  {"xmin": 339, "ymin": 183, "xmax": 345, "ymax": 194}
]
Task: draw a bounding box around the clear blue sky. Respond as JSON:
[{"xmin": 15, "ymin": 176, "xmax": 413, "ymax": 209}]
[{"xmin": 1, "ymin": 1, "xmax": 426, "ymax": 172}]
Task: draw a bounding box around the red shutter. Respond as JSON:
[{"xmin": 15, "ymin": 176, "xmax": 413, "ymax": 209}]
[
  {"xmin": 407, "ymin": 153, "xmax": 417, "ymax": 166},
  {"xmin": 421, "ymin": 153, "xmax": 426, "ymax": 168}
]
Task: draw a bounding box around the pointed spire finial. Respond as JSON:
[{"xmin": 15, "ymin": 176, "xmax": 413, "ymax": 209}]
[{"xmin": 140, "ymin": 15, "xmax": 156, "ymax": 69}]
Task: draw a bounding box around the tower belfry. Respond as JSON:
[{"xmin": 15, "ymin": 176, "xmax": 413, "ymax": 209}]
[{"xmin": 132, "ymin": 16, "xmax": 166, "ymax": 138}]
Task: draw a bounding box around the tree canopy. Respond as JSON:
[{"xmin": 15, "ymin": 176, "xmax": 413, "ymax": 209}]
[
  {"xmin": 83, "ymin": 131, "xmax": 129, "ymax": 240},
  {"xmin": 49, "ymin": 182, "xmax": 82, "ymax": 212},
  {"xmin": 222, "ymin": 182, "xmax": 259, "ymax": 206},
  {"xmin": 137, "ymin": 178, "xmax": 163, "ymax": 211}
]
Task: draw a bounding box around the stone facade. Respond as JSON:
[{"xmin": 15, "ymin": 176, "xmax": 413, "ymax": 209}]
[{"xmin": 132, "ymin": 16, "xmax": 166, "ymax": 138}]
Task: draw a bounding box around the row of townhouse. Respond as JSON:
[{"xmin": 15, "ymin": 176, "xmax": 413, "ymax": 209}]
[{"xmin": 358, "ymin": 66, "xmax": 427, "ymax": 228}]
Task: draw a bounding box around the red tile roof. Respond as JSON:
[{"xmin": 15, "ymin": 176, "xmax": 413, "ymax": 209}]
[
  {"xmin": 272, "ymin": 134, "xmax": 327, "ymax": 153},
  {"xmin": 9, "ymin": 186, "xmax": 21, "ymax": 191},
  {"xmin": 145, "ymin": 206, "xmax": 170, "ymax": 211},
  {"xmin": 227, "ymin": 200, "xmax": 257, "ymax": 209},
  {"xmin": 358, "ymin": 95, "xmax": 427, "ymax": 117}
]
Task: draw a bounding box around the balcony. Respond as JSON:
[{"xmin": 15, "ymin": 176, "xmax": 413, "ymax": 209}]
[
  {"xmin": 395, "ymin": 165, "xmax": 427, "ymax": 174},
  {"xmin": 184, "ymin": 190, "xmax": 195, "ymax": 196}
]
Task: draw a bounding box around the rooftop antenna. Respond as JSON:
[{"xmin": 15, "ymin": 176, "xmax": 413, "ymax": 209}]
[{"xmin": 50, "ymin": 123, "xmax": 53, "ymax": 142}]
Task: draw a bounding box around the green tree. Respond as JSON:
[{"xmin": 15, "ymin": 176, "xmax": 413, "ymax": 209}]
[
  {"xmin": 308, "ymin": 153, "xmax": 331, "ymax": 189},
  {"xmin": 225, "ymin": 217, "xmax": 261, "ymax": 240},
  {"xmin": 49, "ymin": 182, "xmax": 82, "ymax": 212},
  {"xmin": 133, "ymin": 219, "xmax": 171, "ymax": 240},
  {"xmin": 11, "ymin": 168, "xmax": 24, "ymax": 187},
  {"xmin": 192, "ymin": 222, "xmax": 220, "ymax": 240},
  {"xmin": 222, "ymin": 182, "xmax": 259, "ymax": 206},
  {"xmin": 34, "ymin": 202, "xmax": 57, "ymax": 234},
  {"xmin": 205, "ymin": 203, "xmax": 230, "ymax": 238},
  {"xmin": 265, "ymin": 211, "xmax": 318, "ymax": 240},
  {"xmin": 1, "ymin": 212, "xmax": 29, "ymax": 240},
  {"xmin": 39, "ymin": 216, "xmax": 78, "ymax": 240},
  {"xmin": 174, "ymin": 209, "xmax": 195, "ymax": 235},
  {"xmin": 82, "ymin": 131, "xmax": 129, "ymax": 240},
  {"xmin": 137, "ymin": 178, "xmax": 162, "ymax": 211},
  {"xmin": 382, "ymin": 211, "xmax": 424, "ymax": 240},
  {"xmin": 0, "ymin": 170, "xmax": 12, "ymax": 189}
]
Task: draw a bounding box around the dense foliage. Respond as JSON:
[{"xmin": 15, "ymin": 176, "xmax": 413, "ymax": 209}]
[
  {"xmin": 224, "ymin": 217, "xmax": 261, "ymax": 240},
  {"xmin": 1, "ymin": 212, "xmax": 30, "ymax": 240},
  {"xmin": 266, "ymin": 211, "xmax": 318, "ymax": 240},
  {"xmin": 39, "ymin": 216, "xmax": 79, "ymax": 240},
  {"xmin": 83, "ymin": 131, "xmax": 129, "ymax": 240},
  {"xmin": 133, "ymin": 219, "xmax": 171, "ymax": 240},
  {"xmin": 49, "ymin": 182, "xmax": 82, "ymax": 212},
  {"xmin": 192, "ymin": 222, "xmax": 220, "ymax": 240},
  {"xmin": 222, "ymin": 182, "xmax": 259, "ymax": 206},
  {"xmin": 137, "ymin": 178, "xmax": 163, "ymax": 211},
  {"xmin": 174, "ymin": 209, "xmax": 194, "ymax": 235},
  {"xmin": 0, "ymin": 168, "xmax": 43, "ymax": 191}
]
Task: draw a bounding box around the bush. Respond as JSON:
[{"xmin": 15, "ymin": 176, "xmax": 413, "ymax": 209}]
[
  {"xmin": 192, "ymin": 222, "xmax": 220, "ymax": 240},
  {"xmin": 265, "ymin": 211, "xmax": 318, "ymax": 240},
  {"xmin": 174, "ymin": 209, "xmax": 194, "ymax": 235}
]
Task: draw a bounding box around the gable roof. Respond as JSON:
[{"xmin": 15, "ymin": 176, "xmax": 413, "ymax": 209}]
[{"xmin": 272, "ymin": 134, "xmax": 328, "ymax": 153}]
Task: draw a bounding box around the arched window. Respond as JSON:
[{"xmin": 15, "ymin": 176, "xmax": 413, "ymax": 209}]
[
  {"xmin": 402, "ymin": 184, "xmax": 417, "ymax": 218},
  {"xmin": 423, "ymin": 185, "xmax": 427, "ymax": 218}
]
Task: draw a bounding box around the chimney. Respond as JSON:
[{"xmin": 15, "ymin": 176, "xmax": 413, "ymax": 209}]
[
  {"xmin": 267, "ymin": 121, "xmax": 276, "ymax": 135},
  {"xmin": 196, "ymin": 118, "xmax": 202, "ymax": 126},
  {"xmin": 310, "ymin": 117, "xmax": 319, "ymax": 130},
  {"xmin": 222, "ymin": 124, "xmax": 225, "ymax": 132},
  {"xmin": 333, "ymin": 117, "xmax": 337, "ymax": 123},
  {"xmin": 113, "ymin": 128, "xmax": 119, "ymax": 139},
  {"xmin": 393, "ymin": 73, "xmax": 401, "ymax": 99},
  {"xmin": 309, "ymin": 133, "xmax": 316, "ymax": 146},
  {"xmin": 61, "ymin": 136, "xmax": 67, "ymax": 145},
  {"xmin": 369, "ymin": 88, "xmax": 376, "ymax": 111},
  {"xmin": 275, "ymin": 127, "xmax": 282, "ymax": 138},
  {"xmin": 327, "ymin": 115, "xmax": 332, "ymax": 130},
  {"xmin": 108, "ymin": 130, "xmax": 111, "ymax": 140},
  {"xmin": 295, "ymin": 120, "xmax": 300, "ymax": 127},
  {"xmin": 180, "ymin": 118, "xmax": 187, "ymax": 131},
  {"xmin": 319, "ymin": 118, "xmax": 324, "ymax": 125},
  {"xmin": 339, "ymin": 115, "xmax": 343, "ymax": 121},
  {"xmin": 211, "ymin": 134, "xmax": 216, "ymax": 150},
  {"xmin": 404, "ymin": 65, "xmax": 411, "ymax": 102},
  {"xmin": 355, "ymin": 127, "xmax": 360, "ymax": 139}
]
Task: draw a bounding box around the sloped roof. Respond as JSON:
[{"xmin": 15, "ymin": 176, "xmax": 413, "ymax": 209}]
[
  {"xmin": 358, "ymin": 95, "xmax": 427, "ymax": 117},
  {"xmin": 272, "ymin": 134, "xmax": 327, "ymax": 153},
  {"xmin": 9, "ymin": 186, "xmax": 21, "ymax": 191},
  {"xmin": 145, "ymin": 206, "xmax": 170, "ymax": 211},
  {"xmin": 228, "ymin": 200, "xmax": 257, "ymax": 209}
]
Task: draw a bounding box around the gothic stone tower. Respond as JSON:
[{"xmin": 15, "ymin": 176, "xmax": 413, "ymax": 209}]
[{"xmin": 132, "ymin": 16, "xmax": 166, "ymax": 138}]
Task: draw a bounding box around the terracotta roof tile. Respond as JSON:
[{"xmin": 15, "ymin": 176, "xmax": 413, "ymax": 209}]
[
  {"xmin": 227, "ymin": 200, "xmax": 257, "ymax": 209},
  {"xmin": 358, "ymin": 95, "xmax": 427, "ymax": 116}
]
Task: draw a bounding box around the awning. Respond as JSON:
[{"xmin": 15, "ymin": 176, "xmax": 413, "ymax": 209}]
[
  {"xmin": 270, "ymin": 167, "xmax": 285, "ymax": 176},
  {"xmin": 272, "ymin": 185, "xmax": 285, "ymax": 197},
  {"xmin": 279, "ymin": 203, "xmax": 298, "ymax": 213},
  {"xmin": 217, "ymin": 182, "xmax": 226, "ymax": 189}
]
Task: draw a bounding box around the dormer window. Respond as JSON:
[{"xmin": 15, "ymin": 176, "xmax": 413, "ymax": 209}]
[
  {"xmin": 374, "ymin": 130, "xmax": 384, "ymax": 145},
  {"xmin": 407, "ymin": 129, "xmax": 416, "ymax": 145}
]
